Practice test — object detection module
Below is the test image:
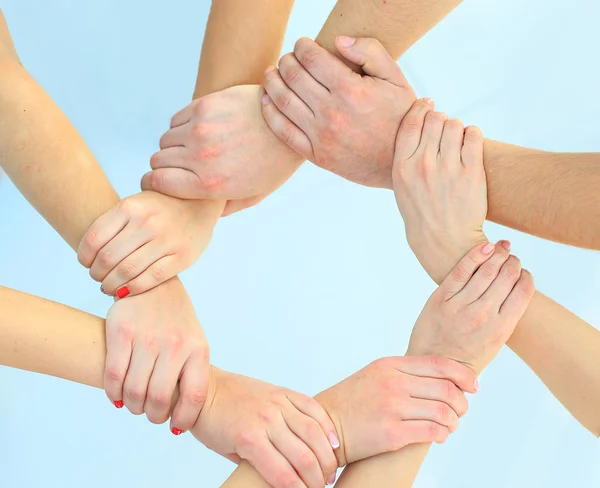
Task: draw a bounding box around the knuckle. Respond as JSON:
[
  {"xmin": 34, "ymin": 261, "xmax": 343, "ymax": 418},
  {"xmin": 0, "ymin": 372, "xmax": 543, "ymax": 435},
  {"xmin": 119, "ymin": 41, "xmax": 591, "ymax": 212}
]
[
  {"xmin": 427, "ymin": 356, "xmax": 444, "ymax": 375},
  {"xmin": 97, "ymin": 249, "xmax": 114, "ymax": 267},
  {"xmin": 105, "ymin": 367, "xmax": 124, "ymax": 383},
  {"xmin": 519, "ymin": 271, "xmax": 536, "ymax": 296},
  {"xmin": 125, "ymin": 387, "xmax": 145, "ymax": 403},
  {"xmin": 117, "ymin": 260, "xmax": 137, "ymax": 279},
  {"xmin": 298, "ymin": 450, "xmax": 316, "ymax": 470},
  {"xmin": 435, "ymin": 403, "xmax": 452, "ymax": 423},
  {"xmin": 275, "ymin": 470, "xmax": 298, "ymax": 488},
  {"xmin": 118, "ymin": 196, "xmax": 141, "ymax": 215},
  {"xmin": 237, "ymin": 429, "xmax": 258, "ymax": 449},
  {"xmin": 81, "ymin": 231, "xmax": 99, "ymax": 255},
  {"xmin": 479, "ymin": 262, "xmax": 498, "ymax": 280},
  {"xmin": 502, "ymin": 257, "xmax": 522, "ymax": 281},
  {"xmin": 191, "ymin": 143, "xmax": 222, "ymax": 161},
  {"xmin": 451, "ymin": 263, "xmax": 471, "ymax": 283},
  {"xmin": 300, "ymin": 49, "xmax": 321, "ymax": 69},
  {"xmin": 148, "ymin": 391, "xmax": 172, "ymax": 409},
  {"xmin": 185, "ymin": 388, "xmax": 207, "ymax": 406},
  {"xmin": 149, "ymin": 152, "xmax": 162, "ymax": 168},
  {"xmin": 401, "ymin": 114, "xmax": 424, "ymax": 134},
  {"xmin": 150, "ymin": 266, "xmax": 167, "ymax": 283},
  {"xmin": 445, "ymin": 118, "xmax": 464, "ymax": 131},
  {"xmin": 275, "ymin": 90, "xmax": 294, "ymax": 110}
]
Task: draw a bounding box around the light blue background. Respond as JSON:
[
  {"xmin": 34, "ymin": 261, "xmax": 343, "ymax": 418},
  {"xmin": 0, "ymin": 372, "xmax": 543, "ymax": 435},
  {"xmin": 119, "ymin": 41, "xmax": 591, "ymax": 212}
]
[{"xmin": 1, "ymin": 1, "xmax": 599, "ymax": 486}]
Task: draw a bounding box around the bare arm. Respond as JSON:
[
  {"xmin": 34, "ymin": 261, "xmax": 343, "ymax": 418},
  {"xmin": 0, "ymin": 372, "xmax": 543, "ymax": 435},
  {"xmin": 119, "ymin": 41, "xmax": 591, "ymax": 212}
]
[
  {"xmin": 194, "ymin": 0, "xmax": 295, "ymax": 98},
  {"xmin": 315, "ymin": 0, "xmax": 461, "ymax": 70},
  {"xmin": 484, "ymin": 141, "xmax": 600, "ymax": 249}
]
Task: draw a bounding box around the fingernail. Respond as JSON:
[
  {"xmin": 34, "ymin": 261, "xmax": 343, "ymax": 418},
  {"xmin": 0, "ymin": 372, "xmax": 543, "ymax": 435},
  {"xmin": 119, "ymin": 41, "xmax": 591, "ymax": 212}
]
[
  {"xmin": 114, "ymin": 400, "xmax": 124, "ymax": 409},
  {"xmin": 328, "ymin": 432, "xmax": 340, "ymax": 449},
  {"xmin": 264, "ymin": 65, "xmax": 276, "ymax": 75},
  {"xmin": 501, "ymin": 241, "xmax": 512, "ymax": 251},
  {"xmin": 423, "ymin": 97, "xmax": 435, "ymax": 105},
  {"xmin": 327, "ymin": 472, "xmax": 337, "ymax": 485},
  {"xmin": 116, "ymin": 287, "xmax": 130, "ymax": 299},
  {"xmin": 100, "ymin": 285, "xmax": 109, "ymax": 296},
  {"xmin": 171, "ymin": 427, "xmax": 184, "ymax": 436},
  {"xmin": 474, "ymin": 379, "xmax": 480, "ymax": 392},
  {"xmin": 481, "ymin": 242, "xmax": 495, "ymax": 255},
  {"xmin": 338, "ymin": 36, "xmax": 356, "ymax": 48},
  {"xmin": 262, "ymin": 94, "xmax": 272, "ymax": 106}
]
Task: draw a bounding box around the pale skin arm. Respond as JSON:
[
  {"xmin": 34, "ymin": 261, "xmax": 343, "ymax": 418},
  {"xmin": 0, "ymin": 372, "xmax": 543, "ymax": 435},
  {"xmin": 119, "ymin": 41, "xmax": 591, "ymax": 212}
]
[{"xmin": 194, "ymin": 0, "xmax": 295, "ymax": 99}]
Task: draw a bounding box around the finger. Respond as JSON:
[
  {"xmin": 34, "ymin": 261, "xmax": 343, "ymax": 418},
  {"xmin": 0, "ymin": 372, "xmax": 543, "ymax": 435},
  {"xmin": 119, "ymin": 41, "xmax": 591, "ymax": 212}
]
[
  {"xmin": 461, "ymin": 125, "xmax": 484, "ymax": 168},
  {"xmin": 407, "ymin": 376, "xmax": 469, "ymax": 418},
  {"xmin": 393, "ymin": 355, "xmax": 478, "ymax": 394},
  {"xmin": 401, "ymin": 398, "xmax": 459, "ymax": 433},
  {"xmin": 438, "ymin": 242, "xmax": 498, "ymax": 299},
  {"xmin": 278, "ymin": 53, "xmax": 329, "ymax": 111},
  {"xmin": 293, "ymin": 37, "xmax": 355, "ymax": 91},
  {"xmin": 286, "ymin": 392, "xmax": 340, "ymax": 450},
  {"xmin": 334, "ymin": 36, "xmax": 409, "ymax": 87},
  {"xmin": 104, "ymin": 322, "xmax": 134, "ymax": 408},
  {"xmin": 478, "ymin": 255, "xmax": 523, "ymax": 312},
  {"xmin": 499, "ymin": 269, "xmax": 535, "ymax": 320},
  {"xmin": 394, "ymin": 98, "xmax": 435, "ymax": 161},
  {"xmin": 440, "ymin": 118, "xmax": 464, "ymax": 167},
  {"xmin": 77, "ymin": 207, "xmax": 129, "ymax": 269},
  {"xmin": 261, "ymin": 95, "xmax": 314, "ymax": 159},
  {"xmin": 159, "ymin": 125, "xmax": 189, "ymax": 150},
  {"xmin": 400, "ymin": 420, "xmax": 450, "ymax": 445},
  {"xmin": 144, "ymin": 352, "xmax": 186, "ymax": 425},
  {"xmin": 455, "ymin": 241, "xmax": 511, "ymax": 303},
  {"xmin": 268, "ymin": 417, "xmax": 322, "ymax": 488},
  {"xmin": 100, "ymin": 241, "xmax": 165, "ymax": 296},
  {"xmin": 122, "ymin": 345, "xmax": 157, "ymax": 415},
  {"xmin": 282, "ymin": 408, "xmax": 338, "ymax": 486},
  {"xmin": 140, "ymin": 168, "xmax": 204, "ymax": 199},
  {"xmin": 263, "ymin": 66, "xmax": 314, "ymax": 131},
  {"xmin": 124, "ymin": 255, "xmax": 182, "ymax": 296},
  {"xmin": 170, "ymin": 349, "xmax": 209, "ymax": 434},
  {"xmin": 150, "ymin": 146, "xmax": 189, "ymax": 171},
  {"xmin": 89, "ymin": 226, "xmax": 151, "ymax": 283},
  {"xmin": 170, "ymin": 103, "xmax": 193, "ymax": 128},
  {"xmin": 241, "ymin": 439, "xmax": 305, "ymax": 488},
  {"xmin": 419, "ymin": 111, "xmax": 447, "ymax": 157}
]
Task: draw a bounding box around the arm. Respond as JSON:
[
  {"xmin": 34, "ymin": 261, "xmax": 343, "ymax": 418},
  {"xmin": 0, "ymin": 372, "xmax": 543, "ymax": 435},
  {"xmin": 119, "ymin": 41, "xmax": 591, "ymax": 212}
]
[
  {"xmin": 315, "ymin": 0, "xmax": 461, "ymax": 68},
  {"xmin": 194, "ymin": 0, "xmax": 295, "ymax": 98},
  {"xmin": 484, "ymin": 141, "xmax": 600, "ymax": 250}
]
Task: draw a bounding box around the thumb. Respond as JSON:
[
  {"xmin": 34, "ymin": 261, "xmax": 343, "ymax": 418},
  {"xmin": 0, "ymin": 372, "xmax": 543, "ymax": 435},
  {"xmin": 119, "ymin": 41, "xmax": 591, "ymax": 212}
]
[
  {"xmin": 140, "ymin": 168, "xmax": 205, "ymax": 199},
  {"xmin": 334, "ymin": 36, "xmax": 409, "ymax": 87}
]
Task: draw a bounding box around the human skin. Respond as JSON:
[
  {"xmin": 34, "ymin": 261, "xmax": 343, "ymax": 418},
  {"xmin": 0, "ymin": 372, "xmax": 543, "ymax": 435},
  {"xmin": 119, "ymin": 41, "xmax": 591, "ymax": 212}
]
[
  {"xmin": 76, "ymin": 0, "xmax": 300, "ymax": 295},
  {"xmin": 333, "ymin": 79, "xmax": 599, "ymax": 487},
  {"xmin": 141, "ymin": 0, "xmax": 463, "ymax": 213},
  {"xmin": 262, "ymin": 36, "xmax": 600, "ymax": 250},
  {"xmin": 0, "ymin": 23, "xmax": 216, "ymax": 435},
  {"xmin": 0, "ymin": 11, "xmax": 341, "ymax": 487},
  {"xmin": 0, "ymin": 284, "xmax": 477, "ymax": 487}
]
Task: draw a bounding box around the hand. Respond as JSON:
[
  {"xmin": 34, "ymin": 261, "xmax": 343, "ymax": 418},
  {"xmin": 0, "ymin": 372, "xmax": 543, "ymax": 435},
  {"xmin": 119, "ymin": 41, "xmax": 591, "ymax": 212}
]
[
  {"xmin": 193, "ymin": 368, "xmax": 339, "ymax": 488},
  {"xmin": 314, "ymin": 355, "xmax": 477, "ymax": 468},
  {"xmin": 392, "ymin": 101, "xmax": 488, "ymax": 283},
  {"xmin": 261, "ymin": 37, "xmax": 416, "ymax": 189},
  {"xmin": 77, "ymin": 191, "xmax": 221, "ymax": 297},
  {"xmin": 407, "ymin": 243, "xmax": 536, "ymax": 376},
  {"xmin": 140, "ymin": 85, "xmax": 304, "ymax": 216},
  {"xmin": 105, "ymin": 277, "xmax": 209, "ymax": 434}
]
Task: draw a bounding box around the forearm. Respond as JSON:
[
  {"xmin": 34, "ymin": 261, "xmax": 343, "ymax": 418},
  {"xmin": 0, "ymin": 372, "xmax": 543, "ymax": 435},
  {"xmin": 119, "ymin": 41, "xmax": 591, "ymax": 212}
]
[
  {"xmin": 484, "ymin": 140, "xmax": 600, "ymax": 250},
  {"xmin": 507, "ymin": 292, "xmax": 600, "ymax": 436},
  {"xmin": 194, "ymin": 0, "xmax": 295, "ymax": 99},
  {"xmin": 0, "ymin": 58, "xmax": 119, "ymax": 250},
  {"xmin": 315, "ymin": 0, "xmax": 461, "ymax": 71}
]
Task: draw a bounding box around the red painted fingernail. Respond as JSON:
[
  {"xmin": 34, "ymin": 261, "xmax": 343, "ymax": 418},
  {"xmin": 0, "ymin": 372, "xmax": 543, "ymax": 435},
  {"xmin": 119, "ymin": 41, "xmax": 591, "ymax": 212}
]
[
  {"xmin": 114, "ymin": 400, "xmax": 124, "ymax": 409},
  {"xmin": 171, "ymin": 427, "xmax": 184, "ymax": 436},
  {"xmin": 116, "ymin": 287, "xmax": 130, "ymax": 299}
]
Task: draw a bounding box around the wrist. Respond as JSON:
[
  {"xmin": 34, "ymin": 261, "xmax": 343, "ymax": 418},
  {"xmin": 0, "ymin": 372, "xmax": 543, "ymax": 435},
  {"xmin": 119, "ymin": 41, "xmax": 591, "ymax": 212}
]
[
  {"xmin": 408, "ymin": 230, "xmax": 488, "ymax": 285},
  {"xmin": 313, "ymin": 390, "xmax": 347, "ymax": 468}
]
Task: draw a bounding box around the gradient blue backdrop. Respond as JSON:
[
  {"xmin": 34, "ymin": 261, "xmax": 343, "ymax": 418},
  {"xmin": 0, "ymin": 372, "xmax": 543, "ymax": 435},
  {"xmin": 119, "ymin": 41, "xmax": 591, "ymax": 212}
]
[{"xmin": 1, "ymin": 1, "xmax": 599, "ymax": 486}]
